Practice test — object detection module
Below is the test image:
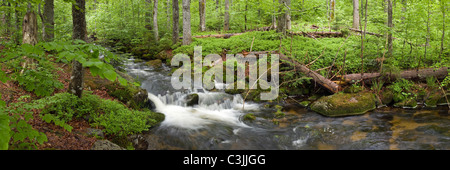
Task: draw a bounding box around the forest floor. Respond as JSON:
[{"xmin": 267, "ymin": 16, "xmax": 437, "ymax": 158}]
[{"xmin": 0, "ymin": 57, "xmax": 118, "ymax": 149}]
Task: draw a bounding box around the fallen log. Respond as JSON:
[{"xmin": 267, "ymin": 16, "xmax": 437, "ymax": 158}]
[
  {"xmin": 290, "ymin": 31, "xmax": 344, "ymax": 38},
  {"xmin": 341, "ymin": 67, "xmax": 449, "ymax": 84},
  {"xmin": 192, "ymin": 33, "xmax": 243, "ymax": 39},
  {"xmin": 348, "ymin": 28, "xmax": 383, "ymax": 37},
  {"xmin": 249, "ymin": 51, "xmax": 340, "ymax": 93}
]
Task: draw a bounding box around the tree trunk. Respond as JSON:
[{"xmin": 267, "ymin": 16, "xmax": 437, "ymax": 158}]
[
  {"xmin": 353, "ymin": 0, "xmax": 360, "ymax": 29},
  {"xmin": 249, "ymin": 51, "xmax": 340, "ymax": 93},
  {"xmin": 441, "ymin": 1, "xmax": 446, "ymax": 60},
  {"xmin": 244, "ymin": 1, "xmax": 247, "ymax": 31},
  {"xmin": 43, "ymin": 0, "xmax": 54, "ymax": 42},
  {"xmin": 424, "ymin": 0, "xmax": 431, "ymax": 64},
  {"xmin": 272, "ymin": 0, "xmax": 277, "ymax": 29},
  {"xmin": 182, "ymin": 0, "xmax": 191, "ymax": 45},
  {"xmin": 70, "ymin": 0, "xmax": 87, "ymax": 98},
  {"xmin": 172, "ymin": 0, "xmax": 179, "ymax": 44},
  {"xmin": 199, "ymin": 0, "xmax": 206, "ymax": 32},
  {"xmin": 145, "ymin": 0, "xmax": 152, "ymax": 30},
  {"xmin": 5, "ymin": 2, "xmax": 11, "ymax": 36},
  {"xmin": 166, "ymin": 0, "xmax": 171, "ymax": 30},
  {"xmin": 286, "ymin": 0, "xmax": 291, "ymax": 30},
  {"xmin": 341, "ymin": 67, "xmax": 449, "ymax": 84},
  {"xmin": 22, "ymin": 12, "xmax": 38, "ymax": 45},
  {"xmin": 330, "ymin": 0, "xmax": 335, "ymax": 21},
  {"xmin": 387, "ymin": 0, "xmax": 393, "ymax": 57},
  {"xmin": 276, "ymin": 0, "xmax": 287, "ymax": 35},
  {"xmin": 153, "ymin": 0, "xmax": 159, "ymax": 41},
  {"xmin": 224, "ymin": 0, "xmax": 230, "ymax": 31},
  {"xmin": 14, "ymin": 6, "xmax": 20, "ymax": 45}
]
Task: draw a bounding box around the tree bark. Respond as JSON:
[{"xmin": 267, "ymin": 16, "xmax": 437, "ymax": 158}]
[
  {"xmin": 70, "ymin": 0, "xmax": 87, "ymax": 98},
  {"xmin": 22, "ymin": 12, "xmax": 38, "ymax": 45},
  {"xmin": 166, "ymin": 0, "xmax": 171, "ymax": 30},
  {"xmin": 153, "ymin": 0, "xmax": 159, "ymax": 41},
  {"xmin": 199, "ymin": 0, "xmax": 206, "ymax": 32},
  {"xmin": 249, "ymin": 51, "xmax": 340, "ymax": 93},
  {"xmin": 172, "ymin": 0, "xmax": 179, "ymax": 44},
  {"xmin": 276, "ymin": 0, "xmax": 287, "ymax": 35},
  {"xmin": 353, "ymin": 0, "xmax": 360, "ymax": 29},
  {"xmin": 272, "ymin": 0, "xmax": 277, "ymax": 29},
  {"xmin": 441, "ymin": 1, "xmax": 446, "ymax": 60},
  {"xmin": 387, "ymin": 0, "xmax": 393, "ymax": 57},
  {"xmin": 43, "ymin": 0, "xmax": 54, "ymax": 42},
  {"xmin": 341, "ymin": 67, "xmax": 449, "ymax": 84},
  {"xmin": 145, "ymin": 0, "xmax": 152, "ymax": 30},
  {"xmin": 182, "ymin": 0, "xmax": 191, "ymax": 45},
  {"xmin": 286, "ymin": 0, "xmax": 291, "ymax": 30},
  {"xmin": 224, "ymin": 0, "xmax": 230, "ymax": 31}
]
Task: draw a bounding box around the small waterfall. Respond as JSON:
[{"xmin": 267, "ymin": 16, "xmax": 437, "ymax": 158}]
[{"xmin": 147, "ymin": 91, "xmax": 255, "ymax": 130}]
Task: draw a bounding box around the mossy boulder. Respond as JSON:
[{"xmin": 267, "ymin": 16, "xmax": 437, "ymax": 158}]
[
  {"xmin": 145, "ymin": 59, "xmax": 162, "ymax": 68},
  {"xmin": 424, "ymin": 92, "xmax": 442, "ymax": 107},
  {"xmin": 243, "ymin": 113, "xmax": 256, "ymax": 121},
  {"xmin": 393, "ymin": 98, "xmax": 418, "ymax": 109},
  {"xmin": 84, "ymin": 70, "xmax": 154, "ymax": 110},
  {"xmin": 344, "ymin": 85, "xmax": 364, "ymax": 93},
  {"xmin": 155, "ymin": 50, "xmax": 171, "ymax": 61},
  {"xmin": 437, "ymin": 93, "xmax": 450, "ymax": 105},
  {"xmin": 310, "ymin": 92, "xmax": 376, "ymax": 117},
  {"xmin": 380, "ymin": 89, "xmax": 394, "ymax": 105}
]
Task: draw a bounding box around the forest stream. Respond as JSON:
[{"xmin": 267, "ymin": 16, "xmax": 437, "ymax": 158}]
[{"xmin": 122, "ymin": 55, "xmax": 450, "ymax": 150}]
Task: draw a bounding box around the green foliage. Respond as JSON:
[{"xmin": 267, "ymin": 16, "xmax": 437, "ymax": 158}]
[
  {"xmin": 16, "ymin": 66, "xmax": 64, "ymax": 97},
  {"xmin": 0, "ymin": 111, "xmax": 10, "ymax": 150},
  {"xmin": 388, "ymin": 78, "xmax": 416, "ymax": 103},
  {"xmin": 5, "ymin": 96, "xmax": 48, "ymax": 150}
]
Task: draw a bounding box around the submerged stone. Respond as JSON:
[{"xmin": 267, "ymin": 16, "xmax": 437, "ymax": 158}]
[
  {"xmin": 186, "ymin": 93, "xmax": 199, "ymax": 106},
  {"xmin": 310, "ymin": 92, "xmax": 376, "ymax": 117}
]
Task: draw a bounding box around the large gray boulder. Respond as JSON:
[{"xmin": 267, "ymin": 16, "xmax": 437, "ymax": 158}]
[{"xmin": 91, "ymin": 140, "xmax": 125, "ymax": 150}]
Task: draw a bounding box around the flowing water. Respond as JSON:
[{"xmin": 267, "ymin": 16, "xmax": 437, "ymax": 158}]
[{"xmin": 124, "ymin": 58, "xmax": 450, "ymax": 150}]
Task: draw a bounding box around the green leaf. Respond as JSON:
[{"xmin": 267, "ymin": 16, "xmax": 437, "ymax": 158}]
[
  {"xmin": 0, "ymin": 113, "xmax": 10, "ymax": 150},
  {"xmin": 118, "ymin": 76, "xmax": 127, "ymax": 86},
  {"xmin": 103, "ymin": 69, "xmax": 117, "ymax": 82},
  {"xmin": 0, "ymin": 70, "xmax": 9, "ymax": 83},
  {"xmin": 90, "ymin": 66, "xmax": 101, "ymax": 77}
]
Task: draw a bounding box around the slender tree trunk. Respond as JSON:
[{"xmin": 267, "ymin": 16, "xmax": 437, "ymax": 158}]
[
  {"xmin": 441, "ymin": 1, "xmax": 446, "ymax": 60},
  {"xmin": 286, "ymin": 0, "xmax": 291, "ymax": 30},
  {"xmin": 353, "ymin": 0, "xmax": 360, "ymax": 29},
  {"xmin": 70, "ymin": 0, "xmax": 87, "ymax": 98},
  {"xmin": 224, "ymin": 0, "xmax": 230, "ymax": 31},
  {"xmin": 276, "ymin": 0, "xmax": 287, "ymax": 35},
  {"xmin": 5, "ymin": 2, "xmax": 11, "ymax": 36},
  {"xmin": 330, "ymin": 0, "xmax": 335, "ymax": 21},
  {"xmin": 172, "ymin": 0, "xmax": 179, "ymax": 44},
  {"xmin": 387, "ymin": 0, "xmax": 393, "ymax": 57},
  {"xmin": 153, "ymin": 0, "xmax": 159, "ymax": 41},
  {"xmin": 199, "ymin": 0, "xmax": 206, "ymax": 32},
  {"xmin": 43, "ymin": 0, "xmax": 54, "ymax": 42},
  {"xmin": 145, "ymin": 0, "xmax": 152, "ymax": 30},
  {"xmin": 166, "ymin": 0, "xmax": 171, "ymax": 30},
  {"xmin": 244, "ymin": 1, "xmax": 247, "ymax": 31},
  {"xmin": 425, "ymin": 0, "xmax": 431, "ymax": 64},
  {"xmin": 272, "ymin": 0, "xmax": 277, "ymax": 29},
  {"xmin": 14, "ymin": 6, "xmax": 20, "ymax": 45},
  {"xmin": 182, "ymin": 0, "xmax": 191, "ymax": 45}
]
